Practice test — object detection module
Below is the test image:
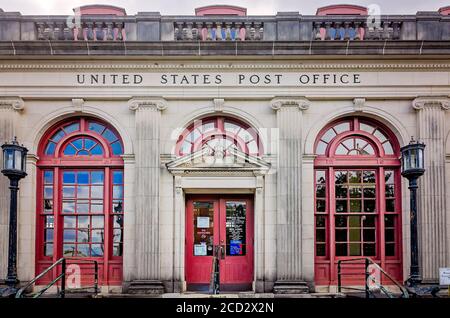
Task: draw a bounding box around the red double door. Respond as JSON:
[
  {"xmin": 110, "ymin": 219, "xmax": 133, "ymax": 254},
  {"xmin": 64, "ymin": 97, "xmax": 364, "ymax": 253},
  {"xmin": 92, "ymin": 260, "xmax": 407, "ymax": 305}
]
[{"xmin": 185, "ymin": 195, "xmax": 254, "ymax": 291}]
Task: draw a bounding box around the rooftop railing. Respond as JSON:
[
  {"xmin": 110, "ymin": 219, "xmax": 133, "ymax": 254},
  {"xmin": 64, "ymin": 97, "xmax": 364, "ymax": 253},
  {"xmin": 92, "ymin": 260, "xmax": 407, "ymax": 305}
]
[{"xmin": 0, "ymin": 11, "xmax": 449, "ymax": 41}]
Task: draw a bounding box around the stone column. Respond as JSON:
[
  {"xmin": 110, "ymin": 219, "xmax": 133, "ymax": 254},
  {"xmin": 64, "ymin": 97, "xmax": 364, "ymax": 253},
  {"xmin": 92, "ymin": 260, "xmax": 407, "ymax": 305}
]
[
  {"xmin": 122, "ymin": 154, "xmax": 136, "ymax": 283},
  {"xmin": 127, "ymin": 97, "xmax": 167, "ymax": 293},
  {"xmin": 271, "ymin": 97, "xmax": 310, "ymax": 293},
  {"xmin": 0, "ymin": 97, "xmax": 23, "ymax": 282},
  {"xmin": 412, "ymin": 96, "xmax": 450, "ymax": 283},
  {"xmin": 172, "ymin": 173, "xmax": 184, "ymax": 292},
  {"xmin": 254, "ymin": 174, "xmax": 265, "ymax": 292}
]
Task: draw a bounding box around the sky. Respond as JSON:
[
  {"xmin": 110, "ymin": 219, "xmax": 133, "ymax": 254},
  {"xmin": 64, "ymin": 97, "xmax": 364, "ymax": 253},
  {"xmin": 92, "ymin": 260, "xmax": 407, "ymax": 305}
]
[{"xmin": 0, "ymin": 0, "xmax": 449, "ymax": 15}]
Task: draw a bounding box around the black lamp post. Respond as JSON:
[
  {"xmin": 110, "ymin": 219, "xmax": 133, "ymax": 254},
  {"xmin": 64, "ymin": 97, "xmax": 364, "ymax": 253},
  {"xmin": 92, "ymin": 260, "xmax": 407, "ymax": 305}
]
[
  {"xmin": 400, "ymin": 137, "xmax": 425, "ymax": 289},
  {"xmin": 1, "ymin": 137, "xmax": 28, "ymax": 297}
]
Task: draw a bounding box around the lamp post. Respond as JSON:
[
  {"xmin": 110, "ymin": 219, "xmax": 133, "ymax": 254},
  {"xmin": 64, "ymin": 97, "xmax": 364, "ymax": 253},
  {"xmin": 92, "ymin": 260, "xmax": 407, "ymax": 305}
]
[
  {"xmin": 1, "ymin": 137, "xmax": 28, "ymax": 297},
  {"xmin": 400, "ymin": 137, "xmax": 425, "ymax": 289}
]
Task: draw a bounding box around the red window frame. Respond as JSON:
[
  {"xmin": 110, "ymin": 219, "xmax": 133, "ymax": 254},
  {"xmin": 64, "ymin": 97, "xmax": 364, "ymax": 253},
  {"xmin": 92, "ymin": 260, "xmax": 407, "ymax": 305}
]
[
  {"xmin": 175, "ymin": 116, "xmax": 263, "ymax": 156},
  {"xmin": 36, "ymin": 117, "xmax": 124, "ymax": 285},
  {"xmin": 313, "ymin": 117, "xmax": 402, "ymax": 285}
]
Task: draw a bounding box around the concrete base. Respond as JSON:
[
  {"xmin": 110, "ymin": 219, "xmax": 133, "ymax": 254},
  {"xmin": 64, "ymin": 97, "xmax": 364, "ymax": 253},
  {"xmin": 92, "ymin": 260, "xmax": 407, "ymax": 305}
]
[
  {"xmin": 273, "ymin": 281, "xmax": 310, "ymax": 294},
  {"xmin": 126, "ymin": 280, "xmax": 165, "ymax": 294}
]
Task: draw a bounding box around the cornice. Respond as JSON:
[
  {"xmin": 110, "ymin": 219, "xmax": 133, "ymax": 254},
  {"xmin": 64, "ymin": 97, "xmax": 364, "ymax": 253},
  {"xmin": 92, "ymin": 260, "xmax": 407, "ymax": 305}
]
[
  {"xmin": 412, "ymin": 96, "xmax": 450, "ymax": 110},
  {"xmin": 1, "ymin": 63, "xmax": 450, "ymax": 71}
]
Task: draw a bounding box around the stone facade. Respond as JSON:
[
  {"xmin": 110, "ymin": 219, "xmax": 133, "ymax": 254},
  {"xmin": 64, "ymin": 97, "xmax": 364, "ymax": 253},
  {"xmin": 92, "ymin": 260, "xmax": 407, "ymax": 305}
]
[{"xmin": 0, "ymin": 5, "xmax": 450, "ymax": 293}]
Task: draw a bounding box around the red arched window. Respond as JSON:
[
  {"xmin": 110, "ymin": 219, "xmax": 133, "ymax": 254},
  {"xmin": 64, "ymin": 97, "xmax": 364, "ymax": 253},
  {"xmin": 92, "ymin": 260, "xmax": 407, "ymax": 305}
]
[
  {"xmin": 313, "ymin": 117, "xmax": 402, "ymax": 286},
  {"xmin": 36, "ymin": 117, "xmax": 124, "ymax": 285},
  {"xmin": 175, "ymin": 116, "xmax": 263, "ymax": 157}
]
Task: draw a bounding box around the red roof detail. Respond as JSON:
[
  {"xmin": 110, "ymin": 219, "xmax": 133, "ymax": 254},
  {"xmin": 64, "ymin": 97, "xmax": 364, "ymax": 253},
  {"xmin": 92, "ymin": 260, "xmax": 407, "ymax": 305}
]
[
  {"xmin": 74, "ymin": 5, "xmax": 127, "ymax": 16},
  {"xmin": 195, "ymin": 5, "xmax": 247, "ymax": 16},
  {"xmin": 316, "ymin": 4, "xmax": 368, "ymax": 16}
]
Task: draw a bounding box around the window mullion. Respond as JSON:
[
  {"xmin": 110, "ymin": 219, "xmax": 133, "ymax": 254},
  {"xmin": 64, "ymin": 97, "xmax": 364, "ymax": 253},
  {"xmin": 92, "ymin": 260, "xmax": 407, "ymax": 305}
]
[
  {"xmin": 104, "ymin": 167, "xmax": 111, "ymax": 283},
  {"xmin": 378, "ymin": 167, "xmax": 386, "ymax": 266}
]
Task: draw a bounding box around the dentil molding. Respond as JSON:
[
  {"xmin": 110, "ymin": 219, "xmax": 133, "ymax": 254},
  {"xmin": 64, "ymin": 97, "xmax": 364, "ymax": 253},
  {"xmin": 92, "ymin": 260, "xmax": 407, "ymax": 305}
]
[{"xmin": 1, "ymin": 63, "xmax": 450, "ymax": 70}]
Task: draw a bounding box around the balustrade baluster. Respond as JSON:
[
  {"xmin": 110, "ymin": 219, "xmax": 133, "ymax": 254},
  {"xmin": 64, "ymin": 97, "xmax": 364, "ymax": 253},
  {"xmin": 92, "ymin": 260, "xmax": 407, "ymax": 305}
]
[
  {"xmin": 205, "ymin": 22, "xmax": 212, "ymax": 40},
  {"xmin": 334, "ymin": 22, "xmax": 343, "ymax": 40},
  {"xmin": 313, "ymin": 22, "xmax": 322, "ymax": 40},
  {"xmin": 392, "ymin": 21, "xmax": 401, "ymax": 40},
  {"xmin": 254, "ymin": 22, "xmax": 262, "ymax": 41},
  {"xmin": 184, "ymin": 22, "xmax": 193, "ymax": 40},
  {"xmin": 237, "ymin": 23, "xmax": 245, "ymax": 41},
  {"xmin": 105, "ymin": 22, "xmax": 114, "ymax": 40},
  {"xmin": 343, "ymin": 22, "xmax": 351, "ymax": 40},
  {"xmin": 324, "ymin": 22, "xmax": 332, "ymax": 40},
  {"xmin": 244, "ymin": 22, "xmax": 251, "ymax": 41},
  {"xmin": 85, "ymin": 22, "xmax": 94, "ymax": 40},
  {"xmin": 354, "ymin": 21, "xmax": 361, "ymax": 40},
  {"xmin": 215, "ymin": 22, "xmax": 223, "ymax": 41}
]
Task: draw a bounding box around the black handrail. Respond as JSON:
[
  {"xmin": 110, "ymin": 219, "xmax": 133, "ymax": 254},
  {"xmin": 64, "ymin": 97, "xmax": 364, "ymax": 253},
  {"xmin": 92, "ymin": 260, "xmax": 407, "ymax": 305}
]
[
  {"xmin": 337, "ymin": 257, "xmax": 409, "ymax": 298},
  {"xmin": 16, "ymin": 257, "xmax": 99, "ymax": 298},
  {"xmin": 209, "ymin": 245, "xmax": 224, "ymax": 295}
]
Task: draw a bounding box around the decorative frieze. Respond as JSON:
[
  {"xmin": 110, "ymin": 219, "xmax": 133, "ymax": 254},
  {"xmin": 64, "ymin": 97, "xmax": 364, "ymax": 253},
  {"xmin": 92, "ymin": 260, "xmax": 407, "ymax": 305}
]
[{"xmin": 1, "ymin": 62, "xmax": 449, "ymax": 71}]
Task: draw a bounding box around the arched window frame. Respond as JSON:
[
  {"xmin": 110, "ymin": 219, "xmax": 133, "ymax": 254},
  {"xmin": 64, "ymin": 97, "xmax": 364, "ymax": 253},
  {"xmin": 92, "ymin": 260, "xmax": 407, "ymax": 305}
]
[
  {"xmin": 36, "ymin": 117, "xmax": 124, "ymax": 285},
  {"xmin": 38, "ymin": 118, "xmax": 124, "ymax": 167},
  {"xmin": 175, "ymin": 116, "xmax": 264, "ymax": 157},
  {"xmin": 313, "ymin": 117, "xmax": 403, "ymax": 285}
]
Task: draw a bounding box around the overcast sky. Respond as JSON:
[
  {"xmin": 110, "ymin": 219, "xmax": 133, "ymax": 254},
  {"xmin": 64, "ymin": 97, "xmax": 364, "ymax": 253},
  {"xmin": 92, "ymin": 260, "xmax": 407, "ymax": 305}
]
[{"xmin": 0, "ymin": 0, "xmax": 449, "ymax": 15}]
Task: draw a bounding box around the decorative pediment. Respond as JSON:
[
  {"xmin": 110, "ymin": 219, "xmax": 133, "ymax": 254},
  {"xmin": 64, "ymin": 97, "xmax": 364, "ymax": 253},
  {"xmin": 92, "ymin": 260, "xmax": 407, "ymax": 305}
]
[{"xmin": 166, "ymin": 145, "xmax": 270, "ymax": 175}]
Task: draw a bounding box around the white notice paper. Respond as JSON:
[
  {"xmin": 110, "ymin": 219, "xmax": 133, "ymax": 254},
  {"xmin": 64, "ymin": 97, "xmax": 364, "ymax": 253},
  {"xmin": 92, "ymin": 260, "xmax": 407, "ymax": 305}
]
[
  {"xmin": 197, "ymin": 217, "xmax": 210, "ymax": 228},
  {"xmin": 439, "ymin": 268, "xmax": 450, "ymax": 285},
  {"xmin": 194, "ymin": 244, "xmax": 207, "ymax": 256}
]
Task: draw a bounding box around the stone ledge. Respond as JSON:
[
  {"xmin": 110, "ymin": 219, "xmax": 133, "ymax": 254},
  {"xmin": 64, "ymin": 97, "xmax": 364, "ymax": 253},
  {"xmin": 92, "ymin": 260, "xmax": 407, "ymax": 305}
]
[{"xmin": 1, "ymin": 40, "xmax": 450, "ymax": 57}]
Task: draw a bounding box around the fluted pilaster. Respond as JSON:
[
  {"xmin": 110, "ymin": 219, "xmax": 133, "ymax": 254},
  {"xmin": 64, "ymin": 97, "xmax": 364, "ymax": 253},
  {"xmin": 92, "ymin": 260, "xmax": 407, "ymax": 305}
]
[
  {"xmin": 0, "ymin": 97, "xmax": 23, "ymax": 279},
  {"xmin": 412, "ymin": 96, "xmax": 450, "ymax": 282},
  {"xmin": 271, "ymin": 97, "xmax": 310, "ymax": 292},
  {"xmin": 128, "ymin": 97, "xmax": 167, "ymax": 284}
]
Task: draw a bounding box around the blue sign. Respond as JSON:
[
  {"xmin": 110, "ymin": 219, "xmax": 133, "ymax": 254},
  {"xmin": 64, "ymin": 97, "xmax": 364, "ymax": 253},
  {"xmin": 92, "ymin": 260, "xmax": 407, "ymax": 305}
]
[{"xmin": 230, "ymin": 240, "xmax": 243, "ymax": 255}]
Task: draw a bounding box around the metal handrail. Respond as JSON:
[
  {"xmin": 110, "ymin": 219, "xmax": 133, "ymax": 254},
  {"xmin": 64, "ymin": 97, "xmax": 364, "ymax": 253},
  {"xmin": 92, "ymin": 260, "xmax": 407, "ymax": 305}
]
[
  {"xmin": 209, "ymin": 245, "xmax": 224, "ymax": 295},
  {"xmin": 16, "ymin": 257, "xmax": 99, "ymax": 298},
  {"xmin": 337, "ymin": 257, "xmax": 409, "ymax": 298}
]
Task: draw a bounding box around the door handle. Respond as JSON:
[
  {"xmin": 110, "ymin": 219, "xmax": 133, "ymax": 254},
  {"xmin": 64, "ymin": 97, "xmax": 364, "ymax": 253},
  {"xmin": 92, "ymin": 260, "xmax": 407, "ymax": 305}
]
[{"xmin": 215, "ymin": 245, "xmax": 225, "ymax": 260}]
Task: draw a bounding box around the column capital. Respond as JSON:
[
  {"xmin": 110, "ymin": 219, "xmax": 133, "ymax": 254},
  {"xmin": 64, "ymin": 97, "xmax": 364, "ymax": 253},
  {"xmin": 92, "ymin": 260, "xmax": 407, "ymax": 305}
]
[
  {"xmin": 412, "ymin": 96, "xmax": 450, "ymax": 110},
  {"xmin": 270, "ymin": 96, "xmax": 310, "ymax": 111},
  {"xmin": 128, "ymin": 96, "xmax": 168, "ymax": 111},
  {"xmin": 0, "ymin": 97, "xmax": 24, "ymax": 111}
]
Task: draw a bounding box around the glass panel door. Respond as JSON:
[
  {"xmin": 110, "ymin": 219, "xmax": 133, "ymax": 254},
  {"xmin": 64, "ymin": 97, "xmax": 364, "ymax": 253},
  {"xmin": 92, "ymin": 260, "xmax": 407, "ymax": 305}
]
[
  {"xmin": 193, "ymin": 202, "xmax": 215, "ymax": 256},
  {"xmin": 225, "ymin": 201, "xmax": 247, "ymax": 256}
]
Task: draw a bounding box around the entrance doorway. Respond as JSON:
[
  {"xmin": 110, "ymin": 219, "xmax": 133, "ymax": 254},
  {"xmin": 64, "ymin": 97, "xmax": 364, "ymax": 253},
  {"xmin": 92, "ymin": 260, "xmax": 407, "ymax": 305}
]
[{"xmin": 185, "ymin": 195, "xmax": 254, "ymax": 291}]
